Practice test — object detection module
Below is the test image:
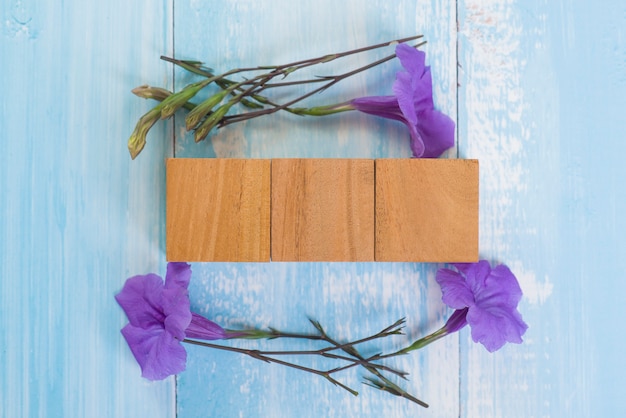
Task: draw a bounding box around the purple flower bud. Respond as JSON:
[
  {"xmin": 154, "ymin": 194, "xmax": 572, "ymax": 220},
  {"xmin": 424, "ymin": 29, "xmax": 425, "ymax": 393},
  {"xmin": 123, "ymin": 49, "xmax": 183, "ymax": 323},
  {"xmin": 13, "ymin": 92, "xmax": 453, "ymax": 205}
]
[{"xmin": 443, "ymin": 307, "xmax": 469, "ymax": 334}]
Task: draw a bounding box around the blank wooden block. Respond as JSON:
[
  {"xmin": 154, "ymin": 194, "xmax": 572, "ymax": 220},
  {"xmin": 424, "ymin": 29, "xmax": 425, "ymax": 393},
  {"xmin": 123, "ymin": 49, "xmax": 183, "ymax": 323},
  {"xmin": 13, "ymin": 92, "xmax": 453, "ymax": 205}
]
[
  {"xmin": 271, "ymin": 159, "xmax": 375, "ymax": 261},
  {"xmin": 375, "ymin": 159, "xmax": 479, "ymax": 262},
  {"xmin": 166, "ymin": 158, "xmax": 270, "ymax": 262}
]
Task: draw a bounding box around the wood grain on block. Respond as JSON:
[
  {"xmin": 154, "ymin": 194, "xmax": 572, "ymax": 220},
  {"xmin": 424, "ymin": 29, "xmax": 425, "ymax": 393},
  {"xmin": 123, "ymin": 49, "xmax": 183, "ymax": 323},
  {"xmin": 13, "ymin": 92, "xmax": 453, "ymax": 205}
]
[
  {"xmin": 271, "ymin": 159, "xmax": 375, "ymax": 261},
  {"xmin": 166, "ymin": 158, "xmax": 271, "ymax": 262},
  {"xmin": 375, "ymin": 159, "xmax": 479, "ymax": 262}
]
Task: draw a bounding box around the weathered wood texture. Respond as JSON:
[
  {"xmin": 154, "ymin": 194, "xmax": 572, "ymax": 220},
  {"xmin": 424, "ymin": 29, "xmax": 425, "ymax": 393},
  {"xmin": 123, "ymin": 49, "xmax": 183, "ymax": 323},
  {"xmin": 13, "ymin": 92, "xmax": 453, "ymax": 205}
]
[
  {"xmin": 271, "ymin": 159, "xmax": 375, "ymax": 261},
  {"xmin": 376, "ymin": 159, "xmax": 479, "ymax": 262},
  {"xmin": 457, "ymin": 1, "xmax": 626, "ymax": 416},
  {"xmin": 174, "ymin": 1, "xmax": 460, "ymax": 417},
  {"xmin": 166, "ymin": 158, "xmax": 271, "ymax": 262},
  {"xmin": 4, "ymin": 0, "xmax": 626, "ymax": 417},
  {"xmin": 168, "ymin": 158, "xmax": 478, "ymax": 262},
  {"xmin": 1, "ymin": 1, "xmax": 176, "ymax": 417}
]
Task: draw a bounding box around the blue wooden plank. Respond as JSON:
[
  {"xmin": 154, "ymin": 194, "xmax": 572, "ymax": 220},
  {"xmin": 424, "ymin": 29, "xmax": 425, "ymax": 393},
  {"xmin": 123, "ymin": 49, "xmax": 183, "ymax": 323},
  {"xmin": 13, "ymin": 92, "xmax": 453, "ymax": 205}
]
[
  {"xmin": 458, "ymin": 0, "xmax": 626, "ymax": 416},
  {"xmin": 0, "ymin": 1, "xmax": 176, "ymax": 417},
  {"xmin": 5, "ymin": 0, "xmax": 623, "ymax": 416},
  {"xmin": 171, "ymin": 1, "xmax": 460, "ymax": 417},
  {"xmin": 171, "ymin": 0, "xmax": 457, "ymax": 161},
  {"xmin": 179, "ymin": 263, "xmax": 459, "ymax": 417}
]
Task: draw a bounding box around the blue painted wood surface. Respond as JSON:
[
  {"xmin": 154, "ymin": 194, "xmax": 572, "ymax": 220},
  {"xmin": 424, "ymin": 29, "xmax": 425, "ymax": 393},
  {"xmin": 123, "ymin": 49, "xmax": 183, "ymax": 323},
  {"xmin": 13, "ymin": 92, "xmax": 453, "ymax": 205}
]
[{"xmin": 2, "ymin": 0, "xmax": 625, "ymax": 417}]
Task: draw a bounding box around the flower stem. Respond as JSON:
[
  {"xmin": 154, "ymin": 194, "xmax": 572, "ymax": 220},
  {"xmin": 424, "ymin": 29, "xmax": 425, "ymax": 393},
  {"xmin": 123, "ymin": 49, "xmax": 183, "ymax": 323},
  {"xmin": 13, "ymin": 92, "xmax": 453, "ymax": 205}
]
[
  {"xmin": 129, "ymin": 36, "xmax": 426, "ymax": 157},
  {"xmin": 309, "ymin": 324, "xmax": 429, "ymax": 408},
  {"xmin": 184, "ymin": 317, "xmax": 431, "ymax": 407},
  {"xmin": 218, "ymin": 40, "xmax": 426, "ymax": 126},
  {"xmin": 182, "ymin": 339, "xmax": 359, "ymax": 396},
  {"xmin": 161, "ymin": 35, "xmax": 423, "ymax": 80},
  {"xmin": 395, "ymin": 327, "xmax": 449, "ymax": 355},
  {"xmin": 260, "ymin": 318, "xmax": 428, "ymax": 407},
  {"xmin": 224, "ymin": 319, "xmax": 408, "ymax": 376}
]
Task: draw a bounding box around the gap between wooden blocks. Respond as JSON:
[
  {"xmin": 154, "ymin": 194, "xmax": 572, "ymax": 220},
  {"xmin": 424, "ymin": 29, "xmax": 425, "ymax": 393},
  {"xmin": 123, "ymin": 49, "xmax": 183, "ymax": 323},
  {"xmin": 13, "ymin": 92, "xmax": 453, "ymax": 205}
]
[{"xmin": 166, "ymin": 158, "xmax": 478, "ymax": 263}]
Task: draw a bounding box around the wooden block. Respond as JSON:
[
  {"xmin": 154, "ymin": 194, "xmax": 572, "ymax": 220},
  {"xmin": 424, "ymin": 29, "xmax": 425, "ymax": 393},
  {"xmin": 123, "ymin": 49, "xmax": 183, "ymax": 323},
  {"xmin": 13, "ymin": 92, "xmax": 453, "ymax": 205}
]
[
  {"xmin": 375, "ymin": 159, "xmax": 479, "ymax": 262},
  {"xmin": 271, "ymin": 159, "xmax": 375, "ymax": 261},
  {"xmin": 166, "ymin": 158, "xmax": 270, "ymax": 262}
]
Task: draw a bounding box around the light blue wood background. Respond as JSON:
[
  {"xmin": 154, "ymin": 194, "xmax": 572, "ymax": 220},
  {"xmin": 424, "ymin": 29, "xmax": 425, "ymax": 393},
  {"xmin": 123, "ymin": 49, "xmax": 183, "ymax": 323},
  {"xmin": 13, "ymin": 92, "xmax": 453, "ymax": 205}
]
[{"xmin": 2, "ymin": 0, "xmax": 625, "ymax": 417}]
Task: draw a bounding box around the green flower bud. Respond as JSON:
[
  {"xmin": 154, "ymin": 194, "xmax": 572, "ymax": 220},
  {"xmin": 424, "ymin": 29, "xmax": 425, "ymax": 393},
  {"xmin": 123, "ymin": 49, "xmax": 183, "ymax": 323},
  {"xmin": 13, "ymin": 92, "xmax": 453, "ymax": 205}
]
[
  {"xmin": 160, "ymin": 80, "xmax": 209, "ymax": 120},
  {"xmin": 127, "ymin": 106, "xmax": 163, "ymax": 159},
  {"xmin": 193, "ymin": 102, "xmax": 234, "ymax": 143},
  {"xmin": 185, "ymin": 90, "xmax": 229, "ymax": 131},
  {"xmin": 131, "ymin": 85, "xmax": 172, "ymax": 101}
]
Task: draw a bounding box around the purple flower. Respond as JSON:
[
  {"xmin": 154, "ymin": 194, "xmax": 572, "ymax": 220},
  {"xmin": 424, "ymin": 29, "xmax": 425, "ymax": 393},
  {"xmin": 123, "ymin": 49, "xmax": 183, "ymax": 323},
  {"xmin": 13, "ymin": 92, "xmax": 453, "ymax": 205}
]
[
  {"xmin": 442, "ymin": 307, "xmax": 469, "ymax": 334},
  {"xmin": 115, "ymin": 262, "xmax": 226, "ymax": 380},
  {"xmin": 435, "ymin": 261, "xmax": 528, "ymax": 352},
  {"xmin": 350, "ymin": 43, "xmax": 455, "ymax": 158}
]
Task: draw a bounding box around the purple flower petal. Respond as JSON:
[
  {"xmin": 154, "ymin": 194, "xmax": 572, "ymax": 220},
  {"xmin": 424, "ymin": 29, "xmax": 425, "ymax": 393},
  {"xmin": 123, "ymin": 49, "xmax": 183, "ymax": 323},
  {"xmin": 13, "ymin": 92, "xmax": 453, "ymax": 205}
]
[
  {"xmin": 351, "ymin": 96, "xmax": 403, "ymax": 121},
  {"xmin": 456, "ymin": 261, "xmax": 490, "ymax": 297},
  {"xmin": 393, "ymin": 45, "xmax": 433, "ymax": 115},
  {"xmin": 116, "ymin": 263, "xmax": 229, "ymax": 380},
  {"xmin": 415, "ymin": 108, "xmax": 455, "ymax": 158},
  {"xmin": 115, "ymin": 274, "xmax": 166, "ymax": 328},
  {"xmin": 467, "ymin": 303, "xmax": 527, "ymax": 352},
  {"xmin": 451, "ymin": 263, "xmax": 473, "ymax": 275},
  {"xmin": 395, "ymin": 43, "xmax": 426, "ymax": 82},
  {"xmin": 165, "ymin": 262, "xmax": 191, "ymax": 289},
  {"xmin": 161, "ymin": 287, "xmax": 192, "ymax": 341},
  {"xmin": 486, "ymin": 264, "xmax": 524, "ymax": 307},
  {"xmin": 412, "ymin": 67, "xmax": 434, "ymax": 110},
  {"xmin": 185, "ymin": 313, "xmax": 227, "ymax": 340},
  {"xmin": 407, "ymin": 123, "xmax": 425, "ymax": 157},
  {"xmin": 435, "ymin": 268, "xmax": 475, "ymax": 309},
  {"xmin": 443, "ymin": 308, "xmax": 469, "ymax": 333},
  {"xmin": 351, "ymin": 95, "xmax": 428, "ymax": 157},
  {"xmin": 121, "ymin": 323, "xmax": 187, "ymax": 380},
  {"xmin": 349, "ymin": 43, "xmax": 454, "ymax": 158},
  {"xmin": 393, "ymin": 71, "xmax": 418, "ymax": 126},
  {"xmin": 436, "ymin": 260, "xmax": 528, "ymax": 351}
]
